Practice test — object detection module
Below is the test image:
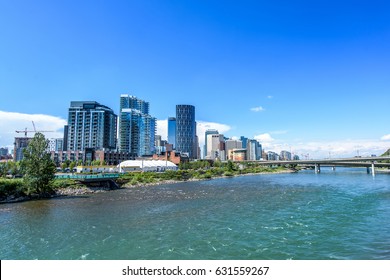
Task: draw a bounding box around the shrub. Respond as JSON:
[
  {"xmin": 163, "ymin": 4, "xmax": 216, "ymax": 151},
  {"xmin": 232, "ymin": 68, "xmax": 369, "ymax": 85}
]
[
  {"xmin": 0, "ymin": 179, "xmax": 25, "ymax": 199},
  {"xmin": 224, "ymin": 171, "xmax": 234, "ymax": 177}
]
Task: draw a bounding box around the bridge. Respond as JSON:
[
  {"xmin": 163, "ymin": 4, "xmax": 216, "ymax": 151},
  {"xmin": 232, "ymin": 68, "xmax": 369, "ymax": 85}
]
[
  {"xmin": 55, "ymin": 173, "xmax": 120, "ymax": 182},
  {"xmin": 244, "ymin": 156, "xmax": 390, "ymax": 176}
]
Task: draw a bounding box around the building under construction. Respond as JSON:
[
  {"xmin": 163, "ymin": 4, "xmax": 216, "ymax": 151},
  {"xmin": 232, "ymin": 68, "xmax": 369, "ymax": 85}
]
[{"xmin": 13, "ymin": 137, "xmax": 32, "ymax": 162}]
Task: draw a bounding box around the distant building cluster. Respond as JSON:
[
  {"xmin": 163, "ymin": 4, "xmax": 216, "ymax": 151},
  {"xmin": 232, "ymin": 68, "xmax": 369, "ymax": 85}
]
[
  {"xmin": 0, "ymin": 147, "xmax": 12, "ymax": 161},
  {"xmin": 12, "ymin": 93, "xmax": 299, "ymax": 165}
]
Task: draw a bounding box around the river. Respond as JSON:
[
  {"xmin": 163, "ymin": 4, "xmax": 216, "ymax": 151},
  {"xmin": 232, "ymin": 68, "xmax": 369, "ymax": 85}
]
[{"xmin": 1, "ymin": 168, "xmax": 389, "ymax": 260}]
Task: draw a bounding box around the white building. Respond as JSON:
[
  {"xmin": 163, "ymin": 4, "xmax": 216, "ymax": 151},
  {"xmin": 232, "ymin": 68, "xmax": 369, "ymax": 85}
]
[
  {"xmin": 118, "ymin": 160, "xmax": 178, "ymax": 173},
  {"xmin": 48, "ymin": 138, "xmax": 64, "ymax": 152}
]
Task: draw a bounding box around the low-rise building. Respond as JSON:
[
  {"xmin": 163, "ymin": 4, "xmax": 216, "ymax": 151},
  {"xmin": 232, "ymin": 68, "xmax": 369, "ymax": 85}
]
[
  {"xmin": 228, "ymin": 148, "xmax": 247, "ymax": 161},
  {"xmin": 118, "ymin": 160, "xmax": 178, "ymax": 172},
  {"xmin": 152, "ymin": 150, "xmax": 189, "ymax": 165},
  {"xmin": 50, "ymin": 149, "xmax": 134, "ymax": 166}
]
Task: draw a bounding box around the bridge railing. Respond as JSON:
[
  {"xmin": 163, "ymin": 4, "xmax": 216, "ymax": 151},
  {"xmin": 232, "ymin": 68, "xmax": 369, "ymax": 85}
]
[{"xmin": 55, "ymin": 173, "xmax": 120, "ymax": 180}]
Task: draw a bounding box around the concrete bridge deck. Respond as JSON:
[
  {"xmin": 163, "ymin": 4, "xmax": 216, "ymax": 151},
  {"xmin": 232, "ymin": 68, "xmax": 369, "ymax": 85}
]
[
  {"xmin": 246, "ymin": 156, "xmax": 390, "ymax": 166},
  {"xmin": 241, "ymin": 156, "xmax": 390, "ymax": 176}
]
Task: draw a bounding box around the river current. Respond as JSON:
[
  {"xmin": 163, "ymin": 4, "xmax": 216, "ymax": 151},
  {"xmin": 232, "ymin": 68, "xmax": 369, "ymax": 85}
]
[{"xmin": 1, "ymin": 168, "xmax": 389, "ymax": 260}]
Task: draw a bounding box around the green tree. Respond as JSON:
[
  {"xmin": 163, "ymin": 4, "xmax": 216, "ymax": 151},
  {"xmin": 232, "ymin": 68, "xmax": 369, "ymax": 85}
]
[
  {"xmin": 226, "ymin": 160, "xmax": 235, "ymax": 172},
  {"xmin": 0, "ymin": 163, "xmax": 7, "ymax": 177},
  {"xmin": 8, "ymin": 161, "xmax": 21, "ymax": 177},
  {"xmin": 21, "ymin": 133, "xmax": 57, "ymax": 196},
  {"xmin": 61, "ymin": 162, "xmax": 68, "ymax": 171},
  {"xmin": 381, "ymin": 148, "xmax": 390, "ymax": 156},
  {"xmin": 69, "ymin": 161, "xmax": 76, "ymax": 173}
]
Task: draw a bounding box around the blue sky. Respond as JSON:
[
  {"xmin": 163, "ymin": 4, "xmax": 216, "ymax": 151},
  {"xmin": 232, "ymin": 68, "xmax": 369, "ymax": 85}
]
[{"xmin": 1, "ymin": 0, "xmax": 390, "ymax": 158}]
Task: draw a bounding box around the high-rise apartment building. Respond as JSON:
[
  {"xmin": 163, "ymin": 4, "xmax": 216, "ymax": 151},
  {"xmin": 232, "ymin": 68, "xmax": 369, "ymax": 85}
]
[
  {"xmin": 168, "ymin": 117, "xmax": 176, "ymax": 148},
  {"xmin": 118, "ymin": 95, "xmax": 156, "ymax": 157},
  {"xmin": 65, "ymin": 101, "xmax": 117, "ymax": 151},
  {"xmin": 176, "ymin": 105, "xmax": 197, "ymax": 159}
]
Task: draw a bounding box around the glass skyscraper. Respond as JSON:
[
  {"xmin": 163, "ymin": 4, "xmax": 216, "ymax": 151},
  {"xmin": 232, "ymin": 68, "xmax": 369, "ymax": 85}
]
[
  {"xmin": 176, "ymin": 105, "xmax": 197, "ymax": 159},
  {"xmin": 168, "ymin": 117, "xmax": 176, "ymax": 149},
  {"xmin": 118, "ymin": 95, "xmax": 156, "ymax": 157},
  {"xmin": 66, "ymin": 101, "xmax": 117, "ymax": 151}
]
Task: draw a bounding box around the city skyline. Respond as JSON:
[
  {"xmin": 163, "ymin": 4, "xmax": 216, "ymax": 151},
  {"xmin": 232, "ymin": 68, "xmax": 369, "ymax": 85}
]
[{"xmin": 1, "ymin": 0, "xmax": 390, "ymax": 158}]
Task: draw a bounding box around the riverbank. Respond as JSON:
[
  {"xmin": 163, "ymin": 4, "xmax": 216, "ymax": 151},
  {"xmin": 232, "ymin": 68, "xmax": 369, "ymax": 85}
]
[
  {"xmin": 58, "ymin": 168, "xmax": 298, "ymax": 193},
  {"xmin": 0, "ymin": 168, "xmax": 297, "ymax": 203}
]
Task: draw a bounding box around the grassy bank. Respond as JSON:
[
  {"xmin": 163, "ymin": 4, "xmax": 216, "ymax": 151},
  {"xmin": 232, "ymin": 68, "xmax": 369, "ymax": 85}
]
[
  {"xmin": 116, "ymin": 165, "xmax": 295, "ymax": 187},
  {"xmin": 1, "ymin": 163, "xmax": 295, "ymax": 202}
]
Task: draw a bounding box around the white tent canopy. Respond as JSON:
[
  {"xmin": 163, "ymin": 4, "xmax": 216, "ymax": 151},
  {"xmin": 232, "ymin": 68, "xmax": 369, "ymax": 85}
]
[{"xmin": 117, "ymin": 160, "xmax": 178, "ymax": 172}]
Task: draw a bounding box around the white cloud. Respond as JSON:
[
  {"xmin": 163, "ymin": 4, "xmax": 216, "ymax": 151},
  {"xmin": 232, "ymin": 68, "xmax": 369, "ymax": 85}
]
[
  {"xmin": 254, "ymin": 133, "xmax": 275, "ymax": 143},
  {"xmin": 0, "ymin": 111, "xmax": 67, "ymax": 149},
  {"xmin": 267, "ymin": 95, "xmax": 273, "ymax": 99},
  {"xmin": 156, "ymin": 120, "xmax": 168, "ymax": 140},
  {"xmin": 251, "ymin": 130, "xmax": 389, "ymax": 158},
  {"xmin": 260, "ymin": 138, "xmax": 390, "ymax": 159},
  {"xmin": 197, "ymin": 121, "xmax": 231, "ymax": 146},
  {"xmin": 250, "ymin": 106, "xmax": 265, "ymax": 112},
  {"xmin": 381, "ymin": 134, "xmax": 390, "ymax": 141}
]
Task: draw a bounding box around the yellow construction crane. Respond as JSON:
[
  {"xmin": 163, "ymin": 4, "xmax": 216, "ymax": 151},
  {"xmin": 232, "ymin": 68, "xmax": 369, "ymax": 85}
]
[{"xmin": 15, "ymin": 121, "xmax": 54, "ymax": 137}]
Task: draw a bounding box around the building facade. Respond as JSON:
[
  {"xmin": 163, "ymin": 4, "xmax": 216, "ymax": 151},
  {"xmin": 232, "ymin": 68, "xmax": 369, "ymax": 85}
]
[
  {"xmin": 280, "ymin": 150, "xmax": 292, "ymax": 161},
  {"xmin": 51, "ymin": 149, "xmax": 134, "ymax": 166},
  {"xmin": 204, "ymin": 129, "xmax": 219, "ymax": 159},
  {"xmin": 118, "ymin": 95, "xmax": 156, "ymax": 157},
  {"xmin": 267, "ymin": 151, "xmax": 279, "ymax": 161},
  {"xmin": 228, "ymin": 149, "xmax": 247, "ymax": 161},
  {"xmin": 247, "ymin": 139, "xmax": 262, "ymax": 161},
  {"xmin": 175, "ymin": 105, "xmax": 197, "ymax": 159},
  {"xmin": 13, "ymin": 137, "xmax": 32, "ymax": 162},
  {"xmin": 155, "ymin": 135, "xmax": 168, "ymax": 154},
  {"xmin": 225, "ymin": 139, "xmax": 243, "ymax": 155},
  {"xmin": 240, "ymin": 136, "xmax": 248, "ymax": 149},
  {"xmin": 168, "ymin": 117, "xmax": 176, "ymax": 149},
  {"xmin": 207, "ymin": 134, "xmax": 225, "ymax": 160},
  {"xmin": 65, "ymin": 101, "xmax": 117, "ymax": 151},
  {"xmin": 48, "ymin": 138, "xmax": 64, "ymax": 152},
  {"xmin": 0, "ymin": 147, "xmax": 8, "ymax": 157}
]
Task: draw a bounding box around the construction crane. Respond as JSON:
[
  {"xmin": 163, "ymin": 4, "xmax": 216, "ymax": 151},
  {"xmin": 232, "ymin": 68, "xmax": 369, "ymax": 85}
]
[{"xmin": 15, "ymin": 121, "xmax": 54, "ymax": 137}]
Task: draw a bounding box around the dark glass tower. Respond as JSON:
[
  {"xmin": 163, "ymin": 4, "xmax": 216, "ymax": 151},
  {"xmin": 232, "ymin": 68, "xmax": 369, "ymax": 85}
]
[
  {"xmin": 176, "ymin": 105, "xmax": 197, "ymax": 159},
  {"xmin": 168, "ymin": 117, "xmax": 176, "ymax": 149}
]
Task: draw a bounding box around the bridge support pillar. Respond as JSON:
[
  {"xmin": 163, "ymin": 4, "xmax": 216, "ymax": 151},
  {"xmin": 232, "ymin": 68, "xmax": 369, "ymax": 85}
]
[
  {"xmin": 315, "ymin": 164, "xmax": 321, "ymax": 173},
  {"xmin": 371, "ymin": 162, "xmax": 376, "ymax": 177}
]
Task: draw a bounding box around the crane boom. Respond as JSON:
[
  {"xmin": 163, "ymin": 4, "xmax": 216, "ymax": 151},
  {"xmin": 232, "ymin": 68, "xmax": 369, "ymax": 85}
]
[
  {"xmin": 15, "ymin": 122, "xmax": 54, "ymax": 137},
  {"xmin": 32, "ymin": 121, "xmax": 37, "ymax": 132}
]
